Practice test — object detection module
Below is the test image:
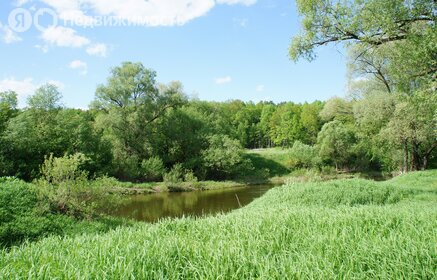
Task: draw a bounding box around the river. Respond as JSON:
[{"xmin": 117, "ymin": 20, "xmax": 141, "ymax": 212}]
[{"xmin": 107, "ymin": 184, "xmax": 275, "ymax": 222}]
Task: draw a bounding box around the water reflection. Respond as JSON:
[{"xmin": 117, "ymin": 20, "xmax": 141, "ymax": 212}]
[{"xmin": 107, "ymin": 185, "xmax": 274, "ymax": 222}]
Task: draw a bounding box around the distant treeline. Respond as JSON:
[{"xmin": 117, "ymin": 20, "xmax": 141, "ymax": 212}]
[{"xmin": 0, "ymin": 63, "xmax": 435, "ymax": 182}]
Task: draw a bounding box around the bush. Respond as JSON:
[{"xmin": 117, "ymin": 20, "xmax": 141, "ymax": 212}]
[
  {"xmin": 202, "ymin": 135, "xmax": 253, "ymax": 179},
  {"xmin": 38, "ymin": 153, "xmax": 108, "ymax": 219},
  {"xmin": 289, "ymin": 141, "xmax": 321, "ymax": 169},
  {"xmin": 141, "ymin": 157, "xmax": 166, "ymax": 182},
  {"xmin": 41, "ymin": 153, "xmax": 89, "ymax": 185},
  {"xmin": 0, "ymin": 179, "xmax": 69, "ymax": 247},
  {"xmin": 164, "ymin": 164, "xmax": 197, "ymax": 184}
]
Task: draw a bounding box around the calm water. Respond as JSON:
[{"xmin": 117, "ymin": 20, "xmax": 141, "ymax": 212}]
[{"xmin": 107, "ymin": 185, "xmax": 275, "ymax": 222}]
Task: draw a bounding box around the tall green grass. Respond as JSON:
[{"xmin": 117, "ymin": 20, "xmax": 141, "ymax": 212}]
[{"xmin": 1, "ymin": 171, "xmax": 436, "ymax": 279}]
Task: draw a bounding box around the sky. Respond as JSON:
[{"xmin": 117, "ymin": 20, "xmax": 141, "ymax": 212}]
[{"xmin": 0, "ymin": 0, "xmax": 347, "ymax": 109}]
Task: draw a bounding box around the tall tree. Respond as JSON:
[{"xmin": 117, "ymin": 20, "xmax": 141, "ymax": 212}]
[
  {"xmin": 27, "ymin": 84, "xmax": 63, "ymax": 110},
  {"xmin": 93, "ymin": 62, "xmax": 186, "ymax": 180}
]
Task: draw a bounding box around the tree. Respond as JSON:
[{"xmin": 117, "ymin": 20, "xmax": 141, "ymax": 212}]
[
  {"xmin": 0, "ymin": 91, "xmax": 18, "ymax": 133},
  {"xmin": 290, "ymin": 0, "xmax": 436, "ymax": 92},
  {"xmin": 201, "ymin": 135, "xmax": 251, "ymax": 180},
  {"xmin": 319, "ymin": 97, "xmax": 354, "ymax": 123},
  {"xmin": 317, "ymin": 120, "xmax": 356, "ymax": 170},
  {"xmin": 300, "ymin": 101, "xmax": 323, "ymax": 144},
  {"xmin": 27, "ymin": 84, "xmax": 63, "ymax": 110},
  {"xmin": 93, "ymin": 62, "xmax": 186, "ymax": 180},
  {"xmin": 0, "ymin": 91, "xmax": 18, "ymax": 109},
  {"xmin": 380, "ymin": 92, "xmax": 437, "ymax": 171},
  {"xmin": 1, "ymin": 108, "xmax": 110, "ymax": 180}
]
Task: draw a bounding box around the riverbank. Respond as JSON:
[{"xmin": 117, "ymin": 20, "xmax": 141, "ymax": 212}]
[
  {"xmin": 101, "ymin": 148, "xmax": 388, "ymax": 195},
  {"xmin": 101, "ymin": 171, "xmax": 386, "ymax": 195},
  {"xmin": 2, "ymin": 170, "xmax": 435, "ymax": 278}
]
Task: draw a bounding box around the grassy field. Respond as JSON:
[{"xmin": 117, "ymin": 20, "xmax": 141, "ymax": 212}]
[{"xmin": 1, "ymin": 170, "xmax": 436, "ymax": 279}]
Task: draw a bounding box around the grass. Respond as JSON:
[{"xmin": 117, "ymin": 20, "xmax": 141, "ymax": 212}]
[
  {"xmin": 245, "ymin": 148, "xmax": 291, "ymax": 177},
  {"xmin": 1, "ymin": 170, "xmax": 436, "ymax": 279}
]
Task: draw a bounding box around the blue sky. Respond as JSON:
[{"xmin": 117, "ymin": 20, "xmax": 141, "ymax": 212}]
[{"xmin": 0, "ymin": 0, "xmax": 347, "ymax": 108}]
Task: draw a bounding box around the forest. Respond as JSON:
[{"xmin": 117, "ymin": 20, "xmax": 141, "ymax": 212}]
[{"xmin": 1, "ymin": 0, "xmax": 436, "ymax": 278}]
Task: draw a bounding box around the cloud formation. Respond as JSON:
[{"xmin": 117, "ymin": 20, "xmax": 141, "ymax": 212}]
[
  {"xmin": 41, "ymin": 26, "xmax": 90, "ymax": 48},
  {"xmin": 69, "ymin": 60, "xmax": 88, "ymax": 75},
  {"xmin": 1, "ymin": 26, "xmax": 22, "ymax": 44},
  {"xmin": 256, "ymin": 85, "xmax": 264, "ymax": 92},
  {"xmin": 215, "ymin": 76, "xmax": 232, "ymax": 85},
  {"xmin": 38, "ymin": 0, "xmax": 257, "ymax": 27},
  {"xmin": 86, "ymin": 43, "xmax": 108, "ymax": 57}
]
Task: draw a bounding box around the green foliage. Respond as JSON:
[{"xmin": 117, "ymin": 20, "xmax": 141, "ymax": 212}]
[
  {"xmin": 289, "ymin": 141, "xmax": 321, "ymax": 169},
  {"xmin": 0, "ymin": 91, "xmax": 18, "ymax": 109},
  {"xmin": 27, "ymin": 84, "xmax": 63, "ymax": 110},
  {"xmin": 141, "ymin": 157, "xmax": 166, "ymax": 182},
  {"xmin": 317, "ymin": 120, "xmax": 356, "ymax": 170},
  {"xmin": 38, "ymin": 154, "xmax": 111, "ymax": 219},
  {"xmin": 0, "ymin": 92, "xmax": 17, "ymax": 138},
  {"xmin": 93, "ymin": 62, "xmax": 186, "ymax": 181},
  {"xmin": 202, "ymin": 135, "xmax": 252, "ymax": 179},
  {"xmin": 0, "ymin": 178, "xmax": 67, "ymax": 247},
  {"xmin": 163, "ymin": 164, "xmax": 197, "ymax": 184},
  {"xmin": 41, "ymin": 153, "xmax": 89, "ymax": 185},
  {"xmin": 1, "ymin": 171, "xmax": 435, "ymax": 278}
]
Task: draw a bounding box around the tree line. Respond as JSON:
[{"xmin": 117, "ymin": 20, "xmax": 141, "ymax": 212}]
[
  {"xmin": 1, "ymin": 0, "xmax": 436, "ymax": 182},
  {"xmin": 0, "ymin": 62, "xmax": 435, "ymax": 183}
]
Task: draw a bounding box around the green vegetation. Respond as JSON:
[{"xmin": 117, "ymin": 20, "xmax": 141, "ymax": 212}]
[
  {"xmin": 0, "ymin": 177, "xmax": 131, "ymax": 248},
  {"xmin": 1, "ymin": 171, "xmax": 435, "ymax": 278},
  {"xmin": 0, "ymin": 0, "xmax": 435, "ymax": 277}
]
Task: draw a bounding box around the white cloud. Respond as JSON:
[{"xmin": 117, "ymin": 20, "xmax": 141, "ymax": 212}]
[
  {"xmin": 86, "ymin": 43, "xmax": 107, "ymax": 57},
  {"xmin": 41, "ymin": 26, "xmax": 90, "ymax": 48},
  {"xmin": 256, "ymin": 85, "xmax": 265, "ymax": 92},
  {"xmin": 39, "ymin": 0, "xmax": 256, "ymax": 27},
  {"xmin": 69, "ymin": 60, "xmax": 88, "ymax": 75},
  {"xmin": 41, "ymin": 0, "xmax": 97, "ymax": 26},
  {"xmin": 87, "ymin": 0, "xmax": 216, "ymax": 26},
  {"xmin": 217, "ymin": 0, "xmax": 256, "ymax": 6},
  {"xmin": 1, "ymin": 26, "xmax": 22, "ymax": 44},
  {"xmin": 215, "ymin": 76, "xmax": 232, "ymax": 85},
  {"xmin": 0, "ymin": 77, "xmax": 65, "ymax": 106},
  {"xmin": 0, "ymin": 78, "xmax": 36, "ymax": 100}
]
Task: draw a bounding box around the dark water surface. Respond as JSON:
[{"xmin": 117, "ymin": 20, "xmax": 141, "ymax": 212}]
[{"xmin": 108, "ymin": 185, "xmax": 275, "ymax": 222}]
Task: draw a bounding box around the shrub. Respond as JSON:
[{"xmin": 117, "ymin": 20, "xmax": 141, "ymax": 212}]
[
  {"xmin": 41, "ymin": 153, "xmax": 89, "ymax": 185},
  {"xmin": 163, "ymin": 163, "xmax": 185, "ymax": 183},
  {"xmin": 289, "ymin": 141, "xmax": 321, "ymax": 169},
  {"xmin": 141, "ymin": 157, "xmax": 166, "ymax": 182},
  {"xmin": 202, "ymin": 135, "xmax": 253, "ymax": 179},
  {"xmin": 38, "ymin": 153, "xmax": 107, "ymax": 219},
  {"xmin": 0, "ymin": 179, "xmax": 69, "ymax": 247},
  {"xmin": 164, "ymin": 164, "xmax": 198, "ymax": 184}
]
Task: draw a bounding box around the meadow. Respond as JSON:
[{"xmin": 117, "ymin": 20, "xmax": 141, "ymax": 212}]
[{"xmin": 1, "ymin": 170, "xmax": 435, "ymax": 279}]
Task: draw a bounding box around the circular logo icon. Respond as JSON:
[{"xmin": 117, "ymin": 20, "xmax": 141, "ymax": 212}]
[
  {"xmin": 34, "ymin": 8, "xmax": 58, "ymax": 32},
  {"xmin": 8, "ymin": 8, "xmax": 32, "ymax": 33}
]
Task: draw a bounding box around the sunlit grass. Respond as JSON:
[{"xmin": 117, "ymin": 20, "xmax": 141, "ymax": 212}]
[{"xmin": 1, "ymin": 170, "xmax": 436, "ymax": 279}]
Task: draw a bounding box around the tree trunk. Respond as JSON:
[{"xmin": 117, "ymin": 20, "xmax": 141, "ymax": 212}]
[
  {"xmin": 422, "ymin": 142, "xmax": 437, "ymax": 170},
  {"xmin": 410, "ymin": 141, "xmax": 420, "ymax": 171},
  {"xmin": 403, "ymin": 140, "xmax": 409, "ymax": 173}
]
